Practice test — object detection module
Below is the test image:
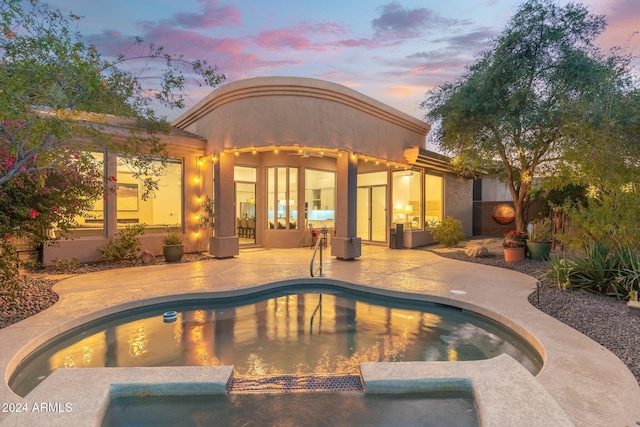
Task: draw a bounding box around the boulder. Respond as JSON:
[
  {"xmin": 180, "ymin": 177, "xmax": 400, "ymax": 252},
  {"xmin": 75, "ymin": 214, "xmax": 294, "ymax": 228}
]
[
  {"xmin": 141, "ymin": 250, "xmax": 156, "ymax": 265},
  {"xmin": 465, "ymin": 244, "xmax": 489, "ymax": 258}
]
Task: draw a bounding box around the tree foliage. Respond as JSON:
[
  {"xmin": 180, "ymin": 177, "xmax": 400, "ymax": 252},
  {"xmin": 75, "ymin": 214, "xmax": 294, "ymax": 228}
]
[{"xmin": 422, "ymin": 0, "xmax": 638, "ymax": 232}]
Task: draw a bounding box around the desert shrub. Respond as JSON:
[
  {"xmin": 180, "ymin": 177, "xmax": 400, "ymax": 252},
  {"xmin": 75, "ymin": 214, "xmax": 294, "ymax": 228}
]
[
  {"xmin": 610, "ymin": 246, "xmax": 640, "ymax": 300},
  {"xmin": 98, "ymin": 224, "xmax": 146, "ymax": 262},
  {"xmin": 162, "ymin": 230, "xmax": 182, "ymax": 246},
  {"xmin": 549, "ymin": 241, "xmax": 640, "ymax": 300},
  {"xmin": 429, "ymin": 216, "xmax": 464, "ymax": 247}
]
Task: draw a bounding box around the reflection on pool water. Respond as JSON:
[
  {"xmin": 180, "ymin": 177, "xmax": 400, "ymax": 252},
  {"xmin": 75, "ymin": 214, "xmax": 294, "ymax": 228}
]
[{"xmin": 10, "ymin": 284, "xmax": 542, "ymax": 397}]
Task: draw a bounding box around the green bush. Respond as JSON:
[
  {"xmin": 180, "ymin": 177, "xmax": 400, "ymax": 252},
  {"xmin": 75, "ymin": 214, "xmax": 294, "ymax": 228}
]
[
  {"xmin": 0, "ymin": 238, "xmax": 21, "ymax": 295},
  {"xmin": 98, "ymin": 224, "xmax": 146, "ymax": 262},
  {"xmin": 429, "ymin": 216, "xmax": 464, "ymax": 247}
]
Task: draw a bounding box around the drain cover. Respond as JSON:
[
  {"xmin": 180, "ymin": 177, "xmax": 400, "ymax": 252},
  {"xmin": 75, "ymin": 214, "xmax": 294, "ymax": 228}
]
[{"xmin": 228, "ymin": 374, "xmax": 364, "ymax": 393}]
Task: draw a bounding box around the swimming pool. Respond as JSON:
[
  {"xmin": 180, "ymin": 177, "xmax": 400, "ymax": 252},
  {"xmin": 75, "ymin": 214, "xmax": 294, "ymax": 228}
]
[{"xmin": 9, "ymin": 283, "xmax": 542, "ymax": 397}]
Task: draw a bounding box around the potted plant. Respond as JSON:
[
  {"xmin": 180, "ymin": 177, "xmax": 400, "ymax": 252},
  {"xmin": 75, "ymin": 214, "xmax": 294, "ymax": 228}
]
[
  {"xmin": 503, "ymin": 230, "xmax": 527, "ymax": 263},
  {"xmin": 162, "ymin": 229, "xmax": 184, "ymax": 263},
  {"xmin": 526, "ymin": 217, "xmax": 553, "ymax": 260}
]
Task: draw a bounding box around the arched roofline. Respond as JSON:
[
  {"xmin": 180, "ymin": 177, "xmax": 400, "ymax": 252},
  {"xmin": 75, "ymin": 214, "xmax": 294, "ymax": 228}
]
[{"xmin": 172, "ymin": 76, "xmax": 430, "ymax": 135}]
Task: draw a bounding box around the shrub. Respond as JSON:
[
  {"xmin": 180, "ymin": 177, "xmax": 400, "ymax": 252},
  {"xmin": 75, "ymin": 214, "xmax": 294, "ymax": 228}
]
[
  {"xmin": 98, "ymin": 223, "xmax": 146, "ymax": 262},
  {"xmin": 0, "ymin": 238, "xmax": 21, "ymax": 295},
  {"xmin": 610, "ymin": 246, "xmax": 640, "ymax": 300},
  {"xmin": 429, "ymin": 216, "xmax": 464, "ymax": 247},
  {"xmin": 528, "ymin": 217, "xmax": 553, "ymax": 242},
  {"xmin": 549, "ymin": 241, "xmax": 640, "ymax": 300},
  {"xmin": 162, "ymin": 230, "xmax": 182, "ymax": 246}
]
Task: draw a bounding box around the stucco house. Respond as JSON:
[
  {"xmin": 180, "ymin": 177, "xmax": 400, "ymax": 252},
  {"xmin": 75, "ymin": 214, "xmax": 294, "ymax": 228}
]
[{"xmin": 42, "ymin": 76, "xmax": 472, "ymax": 264}]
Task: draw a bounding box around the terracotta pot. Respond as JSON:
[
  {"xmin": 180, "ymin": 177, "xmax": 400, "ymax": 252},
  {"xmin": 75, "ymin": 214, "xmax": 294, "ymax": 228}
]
[{"xmin": 503, "ymin": 247, "xmax": 526, "ymax": 263}]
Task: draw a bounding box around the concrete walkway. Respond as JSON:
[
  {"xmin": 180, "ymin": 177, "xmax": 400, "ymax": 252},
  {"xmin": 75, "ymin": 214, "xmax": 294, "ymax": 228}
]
[{"xmin": 1, "ymin": 245, "xmax": 639, "ymax": 426}]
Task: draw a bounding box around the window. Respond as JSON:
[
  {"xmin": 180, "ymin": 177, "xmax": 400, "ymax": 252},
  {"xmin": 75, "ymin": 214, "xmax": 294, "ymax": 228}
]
[
  {"xmin": 392, "ymin": 170, "xmax": 422, "ymax": 230},
  {"xmin": 267, "ymin": 167, "xmax": 298, "ymax": 229},
  {"xmin": 425, "ymin": 173, "xmax": 443, "ymax": 226},
  {"xmin": 116, "ymin": 157, "xmax": 183, "ymax": 232},
  {"xmin": 72, "ymin": 152, "xmax": 105, "ymax": 237},
  {"xmin": 305, "ymin": 169, "xmax": 335, "ymax": 229}
]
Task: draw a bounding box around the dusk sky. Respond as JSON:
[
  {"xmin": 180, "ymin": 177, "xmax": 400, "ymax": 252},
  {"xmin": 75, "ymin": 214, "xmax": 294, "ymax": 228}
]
[{"xmin": 47, "ymin": 0, "xmax": 639, "ymax": 121}]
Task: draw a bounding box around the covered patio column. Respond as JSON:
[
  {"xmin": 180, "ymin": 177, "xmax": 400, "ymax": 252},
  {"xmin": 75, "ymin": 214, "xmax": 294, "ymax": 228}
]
[
  {"xmin": 331, "ymin": 152, "xmax": 361, "ymax": 260},
  {"xmin": 210, "ymin": 153, "xmax": 239, "ymax": 258}
]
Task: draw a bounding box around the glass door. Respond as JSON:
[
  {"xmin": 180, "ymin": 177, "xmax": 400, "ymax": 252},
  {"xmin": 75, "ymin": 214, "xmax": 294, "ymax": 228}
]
[
  {"xmin": 235, "ymin": 182, "xmax": 256, "ymax": 245},
  {"xmin": 357, "ymin": 185, "xmax": 387, "ymax": 242}
]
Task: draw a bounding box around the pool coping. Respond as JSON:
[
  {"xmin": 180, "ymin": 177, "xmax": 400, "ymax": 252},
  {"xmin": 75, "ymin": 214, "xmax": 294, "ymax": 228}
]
[
  {"xmin": 1, "ymin": 355, "xmax": 572, "ymax": 427},
  {"xmin": 1, "ymin": 246, "xmax": 639, "ymax": 426}
]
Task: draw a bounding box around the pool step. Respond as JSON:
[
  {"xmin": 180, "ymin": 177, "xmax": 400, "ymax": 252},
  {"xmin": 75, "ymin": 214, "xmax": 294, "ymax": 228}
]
[{"xmin": 227, "ymin": 374, "xmax": 364, "ymax": 393}]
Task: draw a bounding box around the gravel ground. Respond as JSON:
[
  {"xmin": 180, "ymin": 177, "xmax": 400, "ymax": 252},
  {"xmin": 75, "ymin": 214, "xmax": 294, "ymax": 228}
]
[{"xmin": 1, "ymin": 245, "xmax": 639, "ymax": 385}]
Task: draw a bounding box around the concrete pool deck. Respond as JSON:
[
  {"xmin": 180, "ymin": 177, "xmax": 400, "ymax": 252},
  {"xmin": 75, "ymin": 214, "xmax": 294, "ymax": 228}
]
[{"xmin": 1, "ymin": 245, "xmax": 639, "ymax": 426}]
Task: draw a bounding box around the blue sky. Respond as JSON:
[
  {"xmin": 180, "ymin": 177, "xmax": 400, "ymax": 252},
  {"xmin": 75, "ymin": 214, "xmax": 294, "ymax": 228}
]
[{"xmin": 47, "ymin": 0, "xmax": 639, "ymax": 120}]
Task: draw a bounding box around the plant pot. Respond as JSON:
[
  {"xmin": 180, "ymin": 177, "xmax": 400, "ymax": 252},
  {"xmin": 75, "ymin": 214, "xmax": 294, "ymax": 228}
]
[
  {"xmin": 504, "ymin": 247, "xmax": 526, "ymax": 263},
  {"xmin": 526, "ymin": 241, "xmax": 552, "ymax": 260},
  {"xmin": 163, "ymin": 245, "xmax": 184, "ymax": 263}
]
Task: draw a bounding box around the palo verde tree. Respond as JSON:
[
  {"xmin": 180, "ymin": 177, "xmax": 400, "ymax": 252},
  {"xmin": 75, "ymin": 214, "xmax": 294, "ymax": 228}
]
[
  {"xmin": 0, "ymin": 0, "xmax": 224, "ymax": 288},
  {"xmin": 422, "ymin": 0, "xmax": 636, "ymax": 232}
]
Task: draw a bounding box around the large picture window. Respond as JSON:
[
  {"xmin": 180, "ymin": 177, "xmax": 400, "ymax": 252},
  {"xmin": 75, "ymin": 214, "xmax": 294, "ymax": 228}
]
[
  {"xmin": 116, "ymin": 157, "xmax": 183, "ymax": 232},
  {"xmin": 71, "ymin": 152, "xmax": 105, "ymax": 237},
  {"xmin": 267, "ymin": 167, "xmax": 298, "ymax": 229},
  {"xmin": 392, "ymin": 170, "xmax": 422, "ymax": 230},
  {"xmin": 305, "ymin": 169, "xmax": 335, "ymax": 229}
]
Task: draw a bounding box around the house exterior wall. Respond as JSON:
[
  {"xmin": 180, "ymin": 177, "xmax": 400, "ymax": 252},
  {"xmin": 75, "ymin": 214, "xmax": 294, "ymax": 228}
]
[
  {"xmin": 173, "ymin": 76, "xmax": 429, "ymax": 162},
  {"xmin": 42, "ymin": 76, "xmax": 474, "ymax": 263},
  {"xmin": 444, "ymin": 174, "xmax": 473, "ymax": 237}
]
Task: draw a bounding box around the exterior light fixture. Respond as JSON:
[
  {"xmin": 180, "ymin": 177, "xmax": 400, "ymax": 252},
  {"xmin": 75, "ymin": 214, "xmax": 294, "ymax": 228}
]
[{"xmin": 235, "ymin": 150, "xmax": 239, "ymax": 156}]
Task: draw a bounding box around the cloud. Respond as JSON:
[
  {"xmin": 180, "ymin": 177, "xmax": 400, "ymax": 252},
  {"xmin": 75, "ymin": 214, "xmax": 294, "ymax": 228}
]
[
  {"xmin": 429, "ymin": 28, "xmax": 495, "ymax": 52},
  {"xmin": 371, "ymin": 1, "xmax": 471, "ymax": 40},
  {"xmin": 253, "ymin": 21, "xmax": 347, "ymax": 51},
  {"xmin": 587, "ymin": 0, "xmax": 640, "ymax": 52},
  {"xmin": 172, "ymin": 0, "xmax": 242, "ymax": 29}
]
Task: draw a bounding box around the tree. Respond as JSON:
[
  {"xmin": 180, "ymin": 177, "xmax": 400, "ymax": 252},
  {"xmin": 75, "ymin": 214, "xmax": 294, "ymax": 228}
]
[
  {"xmin": 0, "ymin": 0, "xmax": 224, "ymax": 287},
  {"xmin": 422, "ymin": 0, "xmax": 637, "ymax": 232}
]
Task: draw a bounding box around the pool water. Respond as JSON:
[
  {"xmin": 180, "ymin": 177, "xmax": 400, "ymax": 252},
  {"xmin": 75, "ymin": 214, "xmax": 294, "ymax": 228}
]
[
  {"xmin": 10, "ymin": 284, "xmax": 541, "ymax": 396},
  {"xmin": 102, "ymin": 391, "xmax": 479, "ymax": 427}
]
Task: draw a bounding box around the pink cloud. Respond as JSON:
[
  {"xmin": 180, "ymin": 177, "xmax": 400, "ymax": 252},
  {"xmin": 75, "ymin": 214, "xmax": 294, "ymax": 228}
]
[
  {"xmin": 591, "ymin": 0, "xmax": 640, "ymax": 52},
  {"xmin": 253, "ymin": 21, "xmax": 347, "ymax": 51}
]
